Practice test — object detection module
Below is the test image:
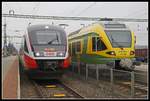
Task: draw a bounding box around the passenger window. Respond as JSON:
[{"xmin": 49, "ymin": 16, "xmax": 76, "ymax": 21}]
[
  {"xmin": 92, "ymin": 37, "xmax": 107, "ymax": 51},
  {"xmin": 76, "ymin": 41, "xmax": 81, "ymax": 53},
  {"xmin": 24, "ymin": 39, "xmax": 29, "ymax": 53},
  {"xmin": 92, "ymin": 37, "xmax": 97, "ymax": 51},
  {"xmin": 72, "ymin": 42, "xmax": 76, "ymax": 56},
  {"xmin": 69, "ymin": 43, "xmax": 72, "ymax": 56}
]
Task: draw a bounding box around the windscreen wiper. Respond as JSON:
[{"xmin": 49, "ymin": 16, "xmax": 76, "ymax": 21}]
[
  {"xmin": 110, "ymin": 35, "xmax": 123, "ymax": 49},
  {"xmin": 47, "ymin": 34, "xmax": 59, "ymax": 44}
]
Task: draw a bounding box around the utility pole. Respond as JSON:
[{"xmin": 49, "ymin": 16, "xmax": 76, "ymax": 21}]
[{"xmin": 3, "ymin": 17, "xmax": 7, "ymax": 56}]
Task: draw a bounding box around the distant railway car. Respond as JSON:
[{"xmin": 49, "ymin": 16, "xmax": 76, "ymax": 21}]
[
  {"xmin": 135, "ymin": 48, "xmax": 148, "ymax": 58},
  {"xmin": 19, "ymin": 24, "xmax": 70, "ymax": 79},
  {"xmin": 68, "ymin": 21, "xmax": 136, "ymax": 70},
  {"xmin": 135, "ymin": 48, "xmax": 148, "ymax": 62}
]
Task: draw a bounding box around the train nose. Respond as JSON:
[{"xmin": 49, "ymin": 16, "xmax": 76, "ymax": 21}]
[
  {"xmin": 32, "ymin": 45, "xmax": 66, "ymax": 57},
  {"xmin": 117, "ymin": 50, "xmax": 128, "ymax": 57}
]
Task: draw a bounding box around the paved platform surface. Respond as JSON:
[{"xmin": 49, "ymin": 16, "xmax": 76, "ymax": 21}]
[{"xmin": 2, "ymin": 56, "xmax": 19, "ymax": 99}]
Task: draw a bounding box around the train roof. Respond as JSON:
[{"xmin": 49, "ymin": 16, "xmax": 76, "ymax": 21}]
[
  {"xmin": 68, "ymin": 21, "xmax": 128, "ymax": 37},
  {"xmin": 27, "ymin": 24, "xmax": 65, "ymax": 32},
  {"xmin": 98, "ymin": 21, "xmax": 128, "ymax": 29},
  {"xmin": 68, "ymin": 28, "xmax": 82, "ymax": 37}
]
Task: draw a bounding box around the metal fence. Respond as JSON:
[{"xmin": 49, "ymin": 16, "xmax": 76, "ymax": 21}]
[{"xmin": 69, "ymin": 61, "xmax": 148, "ymax": 98}]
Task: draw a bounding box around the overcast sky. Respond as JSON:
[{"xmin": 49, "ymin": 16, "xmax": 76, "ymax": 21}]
[{"xmin": 2, "ymin": 2, "xmax": 148, "ymax": 50}]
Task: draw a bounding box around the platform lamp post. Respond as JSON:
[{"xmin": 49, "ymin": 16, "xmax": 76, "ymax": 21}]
[
  {"xmin": 3, "ymin": 10, "xmax": 15, "ymax": 56},
  {"xmin": 14, "ymin": 30, "xmax": 23, "ymax": 52},
  {"xmin": 3, "ymin": 17, "xmax": 7, "ymax": 56}
]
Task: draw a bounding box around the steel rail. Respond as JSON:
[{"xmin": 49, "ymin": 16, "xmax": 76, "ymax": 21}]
[{"xmin": 59, "ymin": 81, "xmax": 84, "ymax": 98}]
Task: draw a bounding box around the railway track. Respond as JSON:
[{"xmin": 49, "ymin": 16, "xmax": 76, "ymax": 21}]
[
  {"xmin": 70, "ymin": 64, "xmax": 148, "ymax": 98},
  {"xmin": 103, "ymin": 69, "xmax": 148, "ymax": 98},
  {"xmin": 20, "ymin": 64, "xmax": 148, "ymax": 99},
  {"xmin": 114, "ymin": 81, "xmax": 148, "ymax": 98},
  {"xmin": 31, "ymin": 79, "xmax": 84, "ymax": 99}
]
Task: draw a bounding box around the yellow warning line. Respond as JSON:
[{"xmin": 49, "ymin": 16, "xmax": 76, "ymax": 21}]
[
  {"xmin": 54, "ymin": 94, "xmax": 66, "ymax": 97},
  {"xmin": 122, "ymin": 82, "xmax": 131, "ymax": 85},
  {"xmin": 45, "ymin": 85, "xmax": 56, "ymax": 88}
]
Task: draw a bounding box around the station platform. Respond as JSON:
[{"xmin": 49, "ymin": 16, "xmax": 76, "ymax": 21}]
[{"xmin": 2, "ymin": 56, "xmax": 20, "ymax": 99}]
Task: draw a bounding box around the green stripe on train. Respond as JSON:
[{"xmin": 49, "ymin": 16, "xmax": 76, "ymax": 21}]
[{"xmin": 71, "ymin": 54, "xmax": 116, "ymax": 64}]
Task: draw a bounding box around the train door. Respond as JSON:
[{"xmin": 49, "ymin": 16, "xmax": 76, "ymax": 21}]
[{"xmin": 83, "ymin": 36, "xmax": 88, "ymax": 54}]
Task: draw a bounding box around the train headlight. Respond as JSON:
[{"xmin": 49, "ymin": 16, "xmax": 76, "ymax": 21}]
[
  {"xmin": 35, "ymin": 52, "xmax": 40, "ymax": 56},
  {"xmin": 110, "ymin": 51, "xmax": 115, "ymax": 55},
  {"xmin": 45, "ymin": 26, "xmax": 49, "ymax": 29},
  {"xmin": 130, "ymin": 51, "xmax": 135, "ymax": 55},
  {"xmin": 57, "ymin": 52, "xmax": 64, "ymax": 57},
  {"xmin": 106, "ymin": 51, "xmax": 116, "ymax": 56}
]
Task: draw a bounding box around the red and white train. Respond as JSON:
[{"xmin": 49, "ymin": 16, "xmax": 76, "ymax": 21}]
[{"xmin": 19, "ymin": 24, "xmax": 70, "ymax": 79}]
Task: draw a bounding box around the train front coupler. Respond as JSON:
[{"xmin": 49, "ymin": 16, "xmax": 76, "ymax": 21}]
[{"xmin": 118, "ymin": 58, "xmax": 135, "ymax": 71}]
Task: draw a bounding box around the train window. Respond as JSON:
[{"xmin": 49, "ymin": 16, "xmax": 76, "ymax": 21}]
[
  {"xmin": 69, "ymin": 43, "xmax": 72, "ymax": 56},
  {"xmin": 72, "ymin": 42, "xmax": 76, "ymax": 56},
  {"xmin": 24, "ymin": 39, "xmax": 29, "ymax": 53},
  {"xmin": 36, "ymin": 31, "xmax": 61, "ymax": 44},
  {"xmin": 29, "ymin": 30, "xmax": 63, "ymax": 45},
  {"xmin": 76, "ymin": 41, "xmax": 81, "ymax": 53},
  {"xmin": 92, "ymin": 37, "xmax": 107, "ymax": 51},
  {"xmin": 92, "ymin": 37, "xmax": 97, "ymax": 51},
  {"xmin": 105, "ymin": 30, "xmax": 131, "ymax": 48}
]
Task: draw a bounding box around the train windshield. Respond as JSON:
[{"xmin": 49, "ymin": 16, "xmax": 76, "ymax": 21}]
[
  {"xmin": 105, "ymin": 30, "xmax": 132, "ymax": 48},
  {"xmin": 29, "ymin": 30, "xmax": 65, "ymax": 45}
]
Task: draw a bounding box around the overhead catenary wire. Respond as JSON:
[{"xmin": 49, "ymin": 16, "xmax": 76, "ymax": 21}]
[
  {"xmin": 125, "ymin": 8, "xmax": 148, "ymax": 18},
  {"xmin": 61, "ymin": 4, "xmax": 83, "ymax": 30},
  {"xmin": 2, "ymin": 3, "xmax": 148, "ymax": 48},
  {"xmin": 2, "ymin": 14, "xmax": 148, "ymax": 22},
  {"xmin": 31, "ymin": 2, "xmax": 41, "ymax": 15},
  {"xmin": 62, "ymin": 2, "xmax": 96, "ymax": 33},
  {"xmin": 61, "ymin": 2, "xmax": 96, "ymax": 30},
  {"xmin": 76, "ymin": 2, "xmax": 96, "ymax": 16},
  {"xmin": 29, "ymin": 2, "xmax": 40, "ymax": 25}
]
